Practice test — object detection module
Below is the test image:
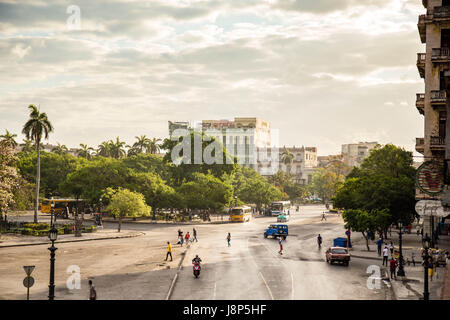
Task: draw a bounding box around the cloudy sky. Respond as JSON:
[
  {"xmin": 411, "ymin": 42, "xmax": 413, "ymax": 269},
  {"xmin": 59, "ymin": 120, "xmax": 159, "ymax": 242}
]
[{"xmin": 0, "ymin": 0, "xmax": 425, "ymax": 156}]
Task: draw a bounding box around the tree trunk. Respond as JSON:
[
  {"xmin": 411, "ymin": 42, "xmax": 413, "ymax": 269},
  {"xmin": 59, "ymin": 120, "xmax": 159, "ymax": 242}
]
[
  {"xmin": 118, "ymin": 216, "xmax": 122, "ymax": 232},
  {"xmin": 362, "ymin": 232, "xmax": 370, "ymax": 251},
  {"xmin": 34, "ymin": 137, "xmax": 40, "ymax": 223}
]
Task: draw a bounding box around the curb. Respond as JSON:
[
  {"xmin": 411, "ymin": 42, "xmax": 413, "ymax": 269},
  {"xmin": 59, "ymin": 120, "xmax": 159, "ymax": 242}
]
[
  {"xmin": 0, "ymin": 232, "xmax": 145, "ymax": 248},
  {"xmin": 166, "ymin": 243, "xmax": 191, "ymax": 300},
  {"xmin": 351, "ymin": 254, "xmax": 382, "ymax": 261}
]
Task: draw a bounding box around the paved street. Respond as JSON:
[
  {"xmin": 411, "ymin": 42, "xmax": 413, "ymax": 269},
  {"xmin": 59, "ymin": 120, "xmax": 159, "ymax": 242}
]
[{"xmin": 0, "ymin": 205, "xmax": 389, "ymax": 300}]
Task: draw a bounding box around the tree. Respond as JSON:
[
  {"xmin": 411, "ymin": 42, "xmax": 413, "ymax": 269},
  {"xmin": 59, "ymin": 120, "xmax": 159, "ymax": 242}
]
[
  {"xmin": 0, "ymin": 141, "xmax": 20, "ymax": 217},
  {"xmin": 77, "ymin": 144, "xmax": 94, "ymax": 159},
  {"xmin": 97, "ymin": 141, "xmax": 112, "ymax": 157},
  {"xmin": 109, "ymin": 137, "xmax": 126, "ymax": 159},
  {"xmin": 20, "ymin": 139, "xmax": 34, "ymax": 154},
  {"xmin": 51, "ymin": 143, "xmax": 68, "ymax": 155},
  {"xmin": 281, "ymin": 148, "xmax": 295, "ymax": 175},
  {"xmin": 22, "ymin": 104, "xmax": 53, "ymax": 223},
  {"xmin": 334, "ymin": 144, "xmax": 416, "ymax": 238},
  {"xmin": 132, "ymin": 135, "xmax": 151, "ymax": 154},
  {"xmin": 309, "ymin": 167, "xmax": 345, "ymax": 203},
  {"xmin": 0, "ymin": 130, "xmax": 18, "ymax": 148},
  {"xmin": 342, "ymin": 209, "xmax": 390, "ymax": 251},
  {"xmin": 148, "ymin": 137, "xmax": 162, "ymax": 154},
  {"xmin": 105, "ymin": 188, "xmax": 150, "ymax": 232}
]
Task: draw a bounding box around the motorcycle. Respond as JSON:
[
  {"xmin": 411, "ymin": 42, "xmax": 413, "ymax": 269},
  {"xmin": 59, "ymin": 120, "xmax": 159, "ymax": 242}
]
[{"xmin": 193, "ymin": 262, "xmax": 201, "ymax": 278}]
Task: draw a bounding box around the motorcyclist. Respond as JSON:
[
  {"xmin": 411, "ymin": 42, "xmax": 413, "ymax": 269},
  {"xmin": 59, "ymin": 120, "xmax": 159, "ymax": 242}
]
[{"xmin": 192, "ymin": 255, "xmax": 202, "ymax": 265}]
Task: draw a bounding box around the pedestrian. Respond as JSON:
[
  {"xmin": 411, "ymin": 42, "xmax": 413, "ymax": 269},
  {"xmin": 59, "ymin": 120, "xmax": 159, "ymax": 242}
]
[
  {"xmin": 185, "ymin": 231, "xmax": 190, "ymax": 245},
  {"xmin": 279, "ymin": 238, "xmax": 283, "ymax": 255},
  {"xmin": 428, "ymin": 257, "xmax": 435, "ymax": 281},
  {"xmin": 317, "ymin": 234, "xmax": 322, "ymax": 249},
  {"xmin": 180, "ymin": 230, "xmax": 184, "ymax": 246},
  {"xmin": 287, "ymin": 209, "xmax": 290, "ymax": 216},
  {"xmin": 377, "ymin": 238, "xmax": 383, "ymax": 256},
  {"xmin": 165, "ymin": 241, "xmax": 173, "ymax": 261},
  {"xmin": 193, "ymin": 228, "xmax": 198, "ymax": 242},
  {"xmin": 226, "ymin": 233, "xmax": 231, "ymax": 247},
  {"xmin": 321, "ymin": 212, "xmax": 326, "ymax": 221},
  {"xmin": 389, "ymin": 241, "xmax": 394, "ymax": 256},
  {"xmin": 88, "ymin": 280, "xmax": 97, "ymax": 300},
  {"xmin": 382, "ymin": 246, "xmax": 389, "ymax": 267},
  {"xmin": 389, "ymin": 257, "xmax": 398, "ymax": 280}
]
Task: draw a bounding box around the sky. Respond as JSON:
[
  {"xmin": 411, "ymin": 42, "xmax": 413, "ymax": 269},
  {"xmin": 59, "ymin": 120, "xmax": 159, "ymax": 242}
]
[{"xmin": 0, "ymin": 0, "xmax": 425, "ymax": 157}]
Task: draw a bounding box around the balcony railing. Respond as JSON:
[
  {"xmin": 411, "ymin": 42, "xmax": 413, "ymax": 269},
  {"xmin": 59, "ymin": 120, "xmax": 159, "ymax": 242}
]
[
  {"xmin": 431, "ymin": 48, "xmax": 450, "ymax": 61},
  {"xmin": 416, "ymin": 93, "xmax": 425, "ymax": 115},
  {"xmin": 417, "ymin": 53, "xmax": 426, "ymax": 78},
  {"xmin": 430, "ymin": 90, "xmax": 447, "ymax": 105},
  {"xmin": 433, "ymin": 6, "xmax": 450, "ymax": 19},
  {"xmin": 430, "ymin": 136, "xmax": 445, "ymax": 146},
  {"xmin": 418, "ymin": 14, "xmax": 426, "ymax": 43},
  {"xmin": 416, "ymin": 138, "xmax": 425, "ymax": 154}
]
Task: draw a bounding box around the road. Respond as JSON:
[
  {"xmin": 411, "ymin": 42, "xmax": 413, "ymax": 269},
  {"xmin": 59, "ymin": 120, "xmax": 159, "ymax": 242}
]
[{"xmin": 0, "ymin": 205, "xmax": 389, "ymax": 300}]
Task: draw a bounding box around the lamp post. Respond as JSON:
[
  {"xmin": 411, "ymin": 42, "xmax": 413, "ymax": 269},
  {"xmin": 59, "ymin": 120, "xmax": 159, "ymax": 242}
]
[
  {"xmin": 397, "ymin": 222, "xmax": 406, "ymax": 277},
  {"xmin": 234, "ymin": 196, "xmax": 237, "ymax": 207},
  {"xmin": 422, "ymin": 234, "xmax": 431, "ymax": 301},
  {"xmin": 48, "ymin": 219, "xmax": 58, "ymax": 300}
]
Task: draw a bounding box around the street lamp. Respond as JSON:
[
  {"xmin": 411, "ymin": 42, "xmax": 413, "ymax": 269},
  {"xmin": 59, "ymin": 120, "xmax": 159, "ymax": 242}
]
[
  {"xmin": 397, "ymin": 221, "xmax": 406, "ymax": 277},
  {"xmin": 422, "ymin": 234, "xmax": 431, "ymax": 301},
  {"xmin": 48, "ymin": 223, "xmax": 58, "ymax": 300},
  {"xmin": 234, "ymin": 196, "xmax": 237, "ymax": 207}
]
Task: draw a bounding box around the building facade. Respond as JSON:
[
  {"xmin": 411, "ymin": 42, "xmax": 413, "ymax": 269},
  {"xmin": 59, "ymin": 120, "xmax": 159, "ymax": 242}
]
[
  {"xmin": 415, "ymin": 0, "xmax": 450, "ymax": 239},
  {"xmin": 341, "ymin": 142, "xmax": 378, "ymax": 168}
]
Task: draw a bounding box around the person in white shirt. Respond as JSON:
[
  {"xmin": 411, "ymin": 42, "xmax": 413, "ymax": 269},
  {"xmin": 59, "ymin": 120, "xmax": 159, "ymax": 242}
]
[{"xmin": 382, "ymin": 246, "xmax": 389, "ymax": 267}]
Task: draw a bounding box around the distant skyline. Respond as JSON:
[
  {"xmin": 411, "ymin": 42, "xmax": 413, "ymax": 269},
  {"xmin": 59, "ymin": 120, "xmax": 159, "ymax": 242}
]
[{"xmin": 0, "ymin": 0, "xmax": 424, "ymax": 157}]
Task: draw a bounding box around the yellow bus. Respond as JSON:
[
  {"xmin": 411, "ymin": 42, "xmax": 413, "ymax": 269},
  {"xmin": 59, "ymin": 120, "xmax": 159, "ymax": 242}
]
[
  {"xmin": 41, "ymin": 198, "xmax": 85, "ymax": 218},
  {"xmin": 231, "ymin": 206, "xmax": 252, "ymax": 222}
]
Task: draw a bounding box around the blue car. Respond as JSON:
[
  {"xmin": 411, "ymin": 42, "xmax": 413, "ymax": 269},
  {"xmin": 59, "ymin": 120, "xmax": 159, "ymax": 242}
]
[{"xmin": 264, "ymin": 224, "xmax": 288, "ymax": 240}]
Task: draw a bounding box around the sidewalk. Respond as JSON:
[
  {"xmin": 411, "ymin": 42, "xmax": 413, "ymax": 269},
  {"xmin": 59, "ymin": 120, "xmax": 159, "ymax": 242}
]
[
  {"xmin": 0, "ymin": 228, "xmax": 144, "ymax": 248},
  {"xmin": 349, "ymin": 231, "xmax": 450, "ymax": 300}
]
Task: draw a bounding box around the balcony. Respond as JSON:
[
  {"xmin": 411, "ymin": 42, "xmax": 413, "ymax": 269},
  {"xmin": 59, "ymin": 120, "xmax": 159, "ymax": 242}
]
[
  {"xmin": 417, "ymin": 53, "xmax": 426, "ymax": 78},
  {"xmin": 418, "ymin": 14, "xmax": 426, "ymax": 43},
  {"xmin": 433, "ymin": 6, "xmax": 450, "ymax": 21},
  {"xmin": 416, "ymin": 137, "xmax": 425, "ymax": 154},
  {"xmin": 422, "ymin": 0, "xmax": 428, "ymax": 9},
  {"xmin": 431, "ymin": 48, "xmax": 450, "ymax": 63},
  {"xmin": 430, "ymin": 136, "xmax": 445, "ymax": 151},
  {"xmin": 430, "ymin": 90, "xmax": 447, "ymax": 109},
  {"xmin": 416, "ymin": 93, "xmax": 425, "ymax": 115}
]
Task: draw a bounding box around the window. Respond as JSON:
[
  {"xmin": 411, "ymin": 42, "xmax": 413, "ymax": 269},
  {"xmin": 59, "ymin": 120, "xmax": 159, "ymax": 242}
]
[
  {"xmin": 441, "ymin": 29, "xmax": 450, "ymax": 48},
  {"xmin": 444, "ymin": 0, "xmax": 450, "ymax": 6}
]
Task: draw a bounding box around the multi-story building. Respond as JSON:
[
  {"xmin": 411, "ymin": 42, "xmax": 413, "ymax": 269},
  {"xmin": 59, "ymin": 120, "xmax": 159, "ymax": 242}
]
[
  {"xmin": 341, "ymin": 142, "xmax": 378, "ymax": 168},
  {"xmin": 277, "ymin": 146, "xmax": 317, "ymax": 185},
  {"xmin": 415, "ymin": 0, "xmax": 450, "ymax": 239}
]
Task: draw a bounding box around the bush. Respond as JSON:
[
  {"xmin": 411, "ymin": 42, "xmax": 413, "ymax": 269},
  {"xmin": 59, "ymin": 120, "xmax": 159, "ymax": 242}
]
[{"xmin": 23, "ymin": 223, "xmax": 50, "ymax": 230}]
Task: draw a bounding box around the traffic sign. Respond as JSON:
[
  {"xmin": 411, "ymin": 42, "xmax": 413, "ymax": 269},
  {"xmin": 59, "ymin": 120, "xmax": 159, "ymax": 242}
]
[
  {"xmin": 23, "ymin": 266, "xmax": 35, "ymax": 276},
  {"xmin": 23, "ymin": 276, "xmax": 34, "ymax": 288}
]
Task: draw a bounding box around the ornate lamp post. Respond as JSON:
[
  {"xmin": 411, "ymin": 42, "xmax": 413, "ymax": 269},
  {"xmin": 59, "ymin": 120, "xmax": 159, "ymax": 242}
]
[
  {"xmin": 48, "ymin": 217, "xmax": 58, "ymax": 300},
  {"xmin": 422, "ymin": 234, "xmax": 431, "ymax": 301},
  {"xmin": 397, "ymin": 222, "xmax": 406, "ymax": 277},
  {"xmin": 234, "ymin": 196, "xmax": 238, "ymax": 207}
]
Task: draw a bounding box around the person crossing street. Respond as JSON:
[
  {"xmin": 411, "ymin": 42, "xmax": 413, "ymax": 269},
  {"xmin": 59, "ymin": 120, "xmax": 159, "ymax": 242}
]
[
  {"xmin": 165, "ymin": 241, "xmax": 173, "ymax": 261},
  {"xmin": 226, "ymin": 233, "xmax": 231, "ymax": 247},
  {"xmin": 279, "ymin": 238, "xmax": 283, "ymax": 255},
  {"xmin": 317, "ymin": 234, "xmax": 323, "ymax": 249},
  {"xmin": 382, "ymin": 245, "xmax": 389, "ymax": 267}
]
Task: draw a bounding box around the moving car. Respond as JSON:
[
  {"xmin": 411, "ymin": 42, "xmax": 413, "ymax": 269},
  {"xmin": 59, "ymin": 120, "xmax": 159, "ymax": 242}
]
[
  {"xmin": 326, "ymin": 247, "xmax": 350, "ymax": 266},
  {"xmin": 264, "ymin": 224, "xmax": 288, "ymax": 240},
  {"xmin": 277, "ymin": 214, "xmax": 289, "ymax": 222}
]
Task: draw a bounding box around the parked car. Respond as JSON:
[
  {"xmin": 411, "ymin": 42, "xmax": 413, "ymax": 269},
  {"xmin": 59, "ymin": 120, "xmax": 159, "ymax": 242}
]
[
  {"xmin": 277, "ymin": 214, "xmax": 289, "ymax": 222},
  {"xmin": 326, "ymin": 247, "xmax": 350, "ymax": 266}
]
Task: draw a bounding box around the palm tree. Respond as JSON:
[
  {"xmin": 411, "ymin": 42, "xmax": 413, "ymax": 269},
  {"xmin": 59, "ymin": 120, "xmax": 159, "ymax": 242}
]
[
  {"xmin": 78, "ymin": 144, "xmax": 94, "ymax": 159},
  {"xmin": 22, "ymin": 104, "xmax": 53, "ymax": 223},
  {"xmin": 0, "ymin": 130, "xmax": 18, "ymax": 148},
  {"xmin": 21, "ymin": 139, "xmax": 34, "ymax": 153},
  {"xmin": 97, "ymin": 141, "xmax": 112, "ymax": 157},
  {"xmin": 109, "ymin": 137, "xmax": 126, "ymax": 159},
  {"xmin": 51, "ymin": 142, "xmax": 68, "ymax": 155},
  {"xmin": 133, "ymin": 135, "xmax": 150, "ymax": 154},
  {"xmin": 281, "ymin": 148, "xmax": 295, "ymax": 175},
  {"xmin": 147, "ymin": 137, "xmax": 162, "ymax": 154}
]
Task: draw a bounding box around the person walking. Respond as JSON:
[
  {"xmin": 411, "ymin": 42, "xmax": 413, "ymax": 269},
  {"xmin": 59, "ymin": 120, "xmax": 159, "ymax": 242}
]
[
  {"xmin": 185, "ymin": 232, "xmax": 190, "ymax": 245},
  {"xmin": 317, "ymin": 234, "xmax": 323, "ymax": 249},
  {"xmin": 321, "ymin": 212, "xmax": 326, "ymax": 221},
  {"xmin": 193, "ymin": 228, "xmax": 198, "ymax": 242},
  {"xmin": 389, "ymin": 241, "xmax": 394, "ymax": 257},
  {"xmin": 279, "ymin": 238, "xmax": 283, "ymax": 255},
  {"xmin": 165, "ymin": 241, "xmax": 173, "ymax": 261},
  {"xmin": 88, "ymin": 280, "xmax": 97, "ymax": 300},
  {"xmin": 382, "ymin": 245, "xmax": 389, "ymax": 267},
  {"xmin": 428, "ymin": 257, "xmax": 435, "ymax": 281},
  {"xmin": 226, "ymin": 233, "xmax": 231, "ymax": 247},
  {"xmin": 180, "ymin": 230, "xmax": 184, "ymax": 246},
  {"xmin": 377, "ymin": 238, "xmax": 383, "ymax": 256},
  {"xmin": 389, "ymin": 257, "xmax": 398, "ymax": 280}
]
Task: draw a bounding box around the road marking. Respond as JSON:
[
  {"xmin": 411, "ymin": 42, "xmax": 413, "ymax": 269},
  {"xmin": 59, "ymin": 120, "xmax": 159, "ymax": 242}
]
[{"xmin": 259, "ymin": 271, "xmax": 274, "ymax": 300}]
